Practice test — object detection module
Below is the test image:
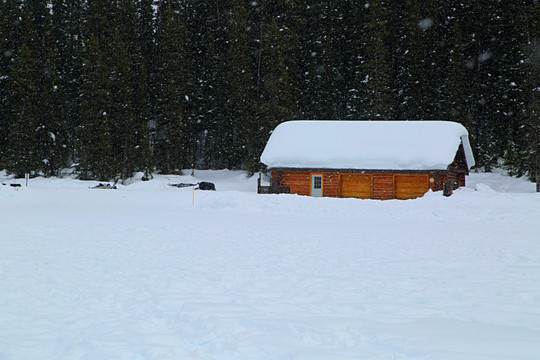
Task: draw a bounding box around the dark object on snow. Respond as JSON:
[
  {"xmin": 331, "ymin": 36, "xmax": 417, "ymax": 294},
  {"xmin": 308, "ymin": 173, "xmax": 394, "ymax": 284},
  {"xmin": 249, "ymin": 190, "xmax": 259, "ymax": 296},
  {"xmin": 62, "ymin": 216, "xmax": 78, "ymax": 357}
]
[
  {"xmin": 92, "ymin": 183, "xmax": 117, "ymax": 189},
  {"xmin": 197, "ymin": 182, "xmax": 215, "ymax": 191},
  {"xmin": 9, "ymin": 183, "xmax": 22, "ymax": 187},
  {"xmin": 169, "ymin": 183, "xmax": 197, "ymax": 188},
  {"xmin": 168, "ymin": 181, "xmax": 215, "ymax": 190},
  {"xmin": 443, "ymin": 181, "xmax": 454, "ymax": 197}
]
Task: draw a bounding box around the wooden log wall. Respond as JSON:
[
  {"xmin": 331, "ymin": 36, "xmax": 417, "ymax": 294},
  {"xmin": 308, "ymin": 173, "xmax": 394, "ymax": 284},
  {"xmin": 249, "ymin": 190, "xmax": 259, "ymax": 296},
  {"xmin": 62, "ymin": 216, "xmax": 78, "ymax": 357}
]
[
  {"xmin": 322, "ymin": 173, "xmax": 340, "ymax": 197},
  {"xmin": 275, "ymin": 171, "xmax": 311, "ymax": 196},
  {"xmin": 395, "ymin": 174, "xmax": 429, "ymax": 199},
  {"xmin": 275, "ymin": 171, "xmax": 340, "ymax": 196},
  {"xmin": 272, "ymin": 169, "xmax": 467, "ymax": 199},
  {"xmin": 372, "ymin": 174, "xmax": 395, "ymax": 200}
]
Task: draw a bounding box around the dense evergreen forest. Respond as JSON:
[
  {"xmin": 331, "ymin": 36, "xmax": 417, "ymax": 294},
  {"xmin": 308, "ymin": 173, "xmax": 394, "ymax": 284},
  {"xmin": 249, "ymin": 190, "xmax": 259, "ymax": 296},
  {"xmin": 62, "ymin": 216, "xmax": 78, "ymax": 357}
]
[{"xmin": 1, "ymin": 0, "xmax": 539, "ymax": 183}]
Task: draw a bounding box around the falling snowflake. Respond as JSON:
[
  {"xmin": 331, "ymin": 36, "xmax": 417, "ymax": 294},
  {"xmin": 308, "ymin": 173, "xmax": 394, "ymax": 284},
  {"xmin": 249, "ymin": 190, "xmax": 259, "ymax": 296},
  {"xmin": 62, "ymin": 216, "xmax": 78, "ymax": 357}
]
[{"xmin": 419, "ymin": 18, "xmax": 434, "ymax": 30}]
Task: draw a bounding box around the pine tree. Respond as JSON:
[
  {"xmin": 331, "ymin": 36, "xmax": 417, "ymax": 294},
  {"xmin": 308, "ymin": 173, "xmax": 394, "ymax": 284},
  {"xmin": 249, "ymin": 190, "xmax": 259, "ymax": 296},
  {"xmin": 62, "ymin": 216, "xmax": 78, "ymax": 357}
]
[
  {"xmin": 76, "ymin": 0, "xmax": 118, "ymax": 179},
  {"xmin": 109, "ymin": 27, "xmax": 139, "ymax": 181},
  {"xmin": 403, "ymin": 0, "xmax": 443, "ymax": 120},
  {"xmin": 258, "ymin": 0, "xmax": 303, "ymax": 123},
  {"xmin": 109, "ymin": 0, "xmax": 153, "ymax": 181},
  {"xmin": 505, "ymin": 0, "xmax": 540, "ymax": 190},
  {"xmin": 137, "ymin": 0, "xmax": 158, "ymax": 179},
  {"xmin": 459, "ymin": 1, "xmax": 529, "ymax": 171},
  {"xmin": 195, "ymin": 0, "xmax": 231, "ymax": 169},
  {"xmin": 77, "ymin": 34, "xmax": 116, "ymax": 180},
  {"xmin": 133, "ymin": 0, "xmax": 156, "ymax": 180},
  {"xmin": 51, "ymin": 0, "xmax": 84, "ymax": 166},
  {"xmin": 0, "ymin": 0, "xmax": 23, "ymax": 170},
  {"xmin": 153, "ymin": 0, "xmax": 192, "ymax": 173},
  {"xmin": 440, "ymin": 2, "xmax": 471, "ymax": 126},
  {"xmin": 386, "ymin": 1, "xmax": 411, "ymax": 119},
  {"xmin": 362, "ymin": 0, "xmax": 392, "ymax": 119},
  {"xmin": 76, "ymin": 0, "xmax": 153, "ymax": 180},
  {"xmin": 35, "ymin": 14, "xmax": 70, "ymax": 177},
  {"xmin": 183, "ymin": 0, "xmax": 212, "ymax": 168},
  {"xmin": 223, "ymin": 0, "xmax": 259, "ymax": 170},
  {"xmin": 455, "ymin": 1, "xmax": 490, "ymax": 169},
  {"xmin": 485, "ymin": 2, "xmax": 527, "ymax": 170},
  {"xmin": 337, "ymin": 0, "xmax": 367, "ymax": 119},
  {"xmin": 5, "ymin": 42, "xmax": 40, "ymax": 177},
  {"xmin": 4, "ymin": 0, "xmax": 66, "ymax": 177},
  {"xmin": 260, "ymin": 18, "xmax": 299, "ymax": 129},
  {"xmin": 297, "ymin": 1, "xmax": 339, "ymax": 119}
]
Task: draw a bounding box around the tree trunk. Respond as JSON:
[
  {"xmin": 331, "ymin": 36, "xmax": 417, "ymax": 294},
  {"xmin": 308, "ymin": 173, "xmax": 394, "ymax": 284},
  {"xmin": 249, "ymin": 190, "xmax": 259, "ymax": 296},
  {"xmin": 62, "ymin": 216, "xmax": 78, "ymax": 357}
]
[
  {"xmin": 535, "ymin": 165, "xmax": 540, "ymax": 192},
  {"xmin": 536, "ymin": 151, "xmax": 539, "ymax": 192}
]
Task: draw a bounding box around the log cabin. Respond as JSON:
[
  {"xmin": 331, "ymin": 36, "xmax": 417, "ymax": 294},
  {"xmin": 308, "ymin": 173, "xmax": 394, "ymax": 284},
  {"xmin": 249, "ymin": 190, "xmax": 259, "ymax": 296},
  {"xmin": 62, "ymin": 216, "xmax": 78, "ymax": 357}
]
[{"xmin": 258, "ymin": 120, "xmax": 475, "ymax": 199}]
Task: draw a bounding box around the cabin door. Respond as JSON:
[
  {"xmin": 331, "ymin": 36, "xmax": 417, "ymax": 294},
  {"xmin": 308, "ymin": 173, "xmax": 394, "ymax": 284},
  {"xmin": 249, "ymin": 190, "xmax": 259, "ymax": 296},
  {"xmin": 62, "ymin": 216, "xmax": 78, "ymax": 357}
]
[{"xmin": 311, "ymin": 174, "xmax": 323, "ymax": 197}]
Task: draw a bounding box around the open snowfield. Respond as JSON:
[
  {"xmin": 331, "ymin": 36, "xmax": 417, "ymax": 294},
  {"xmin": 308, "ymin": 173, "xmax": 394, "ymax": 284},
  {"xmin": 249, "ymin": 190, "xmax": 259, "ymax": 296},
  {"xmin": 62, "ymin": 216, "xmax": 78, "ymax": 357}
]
[{"xmin": 1, "ymin": 169, "xmax": 539, "ymax": 360}]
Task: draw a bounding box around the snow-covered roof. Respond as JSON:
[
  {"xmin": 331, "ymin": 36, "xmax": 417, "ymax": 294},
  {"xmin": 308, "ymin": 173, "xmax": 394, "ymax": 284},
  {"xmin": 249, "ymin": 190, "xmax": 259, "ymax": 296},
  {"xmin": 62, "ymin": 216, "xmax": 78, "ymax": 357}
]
[{"xmin": 260, "ymin": 120, "xmax": 475, "ymax": 170}]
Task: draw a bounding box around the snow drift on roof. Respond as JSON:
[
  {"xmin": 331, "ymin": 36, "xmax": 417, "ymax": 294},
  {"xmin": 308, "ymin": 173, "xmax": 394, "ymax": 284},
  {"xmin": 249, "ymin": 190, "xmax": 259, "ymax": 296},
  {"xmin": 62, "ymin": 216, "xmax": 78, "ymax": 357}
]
[{"xmin": 260, "ymin": 120, "xmax": 475, "ymax": 170}]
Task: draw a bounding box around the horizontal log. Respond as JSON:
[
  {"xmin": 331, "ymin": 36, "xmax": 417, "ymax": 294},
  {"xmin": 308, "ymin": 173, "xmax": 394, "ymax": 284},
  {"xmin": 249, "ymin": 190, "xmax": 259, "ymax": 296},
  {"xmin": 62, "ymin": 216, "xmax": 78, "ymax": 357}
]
[{"xmin": 282, "ymin": 177, "xmax": 310, "ymax": 180}]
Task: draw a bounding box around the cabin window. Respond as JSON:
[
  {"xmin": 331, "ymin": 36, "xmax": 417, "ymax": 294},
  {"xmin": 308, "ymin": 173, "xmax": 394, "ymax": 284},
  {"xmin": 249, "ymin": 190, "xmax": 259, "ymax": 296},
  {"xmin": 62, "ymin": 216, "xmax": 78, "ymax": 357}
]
[{"xmin": 314, "ymin": 176, "xmax": 322, "ymax": 189}]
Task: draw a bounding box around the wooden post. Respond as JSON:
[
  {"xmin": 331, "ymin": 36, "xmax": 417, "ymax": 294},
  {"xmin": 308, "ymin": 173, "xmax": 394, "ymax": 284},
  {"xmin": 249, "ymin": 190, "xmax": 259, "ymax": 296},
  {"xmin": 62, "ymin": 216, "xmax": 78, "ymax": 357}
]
[
  {"xmin": 443, "ymin": 181, "xmax": 453, "ymax": 197},
  {"xmin": 534, "ymin": 151, "xmax": 540, "ymax": 192}
]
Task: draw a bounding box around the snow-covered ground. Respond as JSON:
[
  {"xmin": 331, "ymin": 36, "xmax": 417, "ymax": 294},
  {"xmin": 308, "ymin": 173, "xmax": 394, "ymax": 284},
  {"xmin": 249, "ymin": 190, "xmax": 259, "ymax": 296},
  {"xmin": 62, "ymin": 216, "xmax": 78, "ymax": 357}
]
[{"xmin": 0, "ymin": 169, "xmax": 539, "ymax": 360}]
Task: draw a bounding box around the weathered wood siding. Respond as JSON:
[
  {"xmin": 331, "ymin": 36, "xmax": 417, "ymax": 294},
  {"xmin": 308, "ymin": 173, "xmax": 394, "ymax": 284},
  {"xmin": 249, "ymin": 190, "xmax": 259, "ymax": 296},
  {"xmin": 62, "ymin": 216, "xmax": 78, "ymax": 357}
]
[
  {"xmin": 340, "ymin": 174, "xmax": 372, "ymax": 198},
  {"xmin": 458, "ymin": 173, "xmax": 466, "ymax": 187},
  {"xmin": 395, "ymin": 174, "xmax": 429, "ymax": 199},
  {"xmin": 275, "ymin": 171, "xmax": 341, "ymax": 197},
  {"xmin": 429, "ymin": 174, "xmax": 446, "ymax": 192},
  {"xmin": 275, "ymin": 171, "xmax": 311, "ymax": 196},
  {"xmin": 372, "ymin": 173, "xmax": 395, "ymax": 200},
  {"xmin": 322, "ymin": 173, "xmax": 340, "ymax": 197}
]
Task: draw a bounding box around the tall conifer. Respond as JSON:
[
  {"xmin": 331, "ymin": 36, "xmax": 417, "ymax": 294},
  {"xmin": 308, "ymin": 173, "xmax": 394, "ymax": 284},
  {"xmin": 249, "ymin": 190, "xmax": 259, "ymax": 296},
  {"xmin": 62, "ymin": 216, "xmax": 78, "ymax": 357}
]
[
  {"xmin": 36, "ymin": 15, "xmax": 70, "ymax": 176},
  {"xmin": 363, "ymin": 0, "xmax": 392, "ymax": 119},
  {"xmin": 196, "ymin": 0, "xmax": 231, "ymax": 169},
  {"xmin": 0, "ymin": 0, "xmax": 23, "ymax": 169},
  {"xmin": 51, "ymin": 0, "xmax": 84, "ymax": 168},
  {"xmin": 109, "ymin": 0, "xmax": 153, "ymax": 180},
  {"xmin": 153, "ymin": 0, "xmax": 192, "ymax": 173},
  {"xmin": 505, "ymin": 1, "xmax": 540, "ymax": 189},
  {"xmin": 224, "ymin": 0, "xmax": 259, "ymax": 170},
  {"xmin": 78, "ymin": 34, "xmax": 115, "ymax": 180},
  {"xmin": 5, "ymin": 43, "xmax": 40, "ymax": 177}
]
